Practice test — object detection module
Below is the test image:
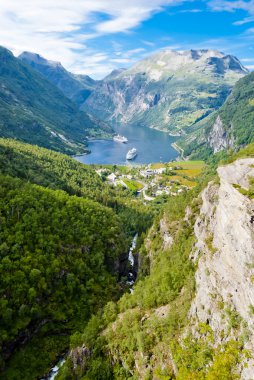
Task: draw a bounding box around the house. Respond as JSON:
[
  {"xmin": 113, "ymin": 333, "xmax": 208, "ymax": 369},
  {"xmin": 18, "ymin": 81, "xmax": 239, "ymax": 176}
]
[
  {"xmin": 107, "ymin": 173, "xmax": 117, "ymax": 182},
  {"xmin": 140, "ymin": 169, "xmax": 154, "ymax": 178},
  {"xmin": 154, "ymin": 168, "xmax": 166, "ymax": 174}
]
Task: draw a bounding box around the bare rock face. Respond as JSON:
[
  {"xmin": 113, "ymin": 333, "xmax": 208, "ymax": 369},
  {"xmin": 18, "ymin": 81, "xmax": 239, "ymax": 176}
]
[
  {"xmin": 159, "ymin": 214, "xmax": 173, "ymax": 250},
  {"xmin": 189, "ymin": 158, "xmax": 254, "ymax": 379},
  {"xmin": 207, "ymin": 115, "xmax": 234, "ymax": 153},
  {"xmin": 70, "ymin": 345, "xmax": 90, "ymax": 373}
]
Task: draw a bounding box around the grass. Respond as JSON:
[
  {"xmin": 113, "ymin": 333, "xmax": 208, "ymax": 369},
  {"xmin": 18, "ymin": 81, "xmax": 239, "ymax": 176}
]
[
  {"xmin": 151, "ymin": 161, "xmax": 205, "ymax": 188},
  {"xmin": 175, "ymin": 161, "xmax": 206, "ymax": 170},
  {"xmin": 122, "ymin": 179, "xmax": 144, "ymax": 192},
  {"xmin": 169, "ymin": 175, "xmax": 197, "ymax": 188},
  {"xmin": 150, "ymin": 163, "xmax": 166, "ymax": 169}
]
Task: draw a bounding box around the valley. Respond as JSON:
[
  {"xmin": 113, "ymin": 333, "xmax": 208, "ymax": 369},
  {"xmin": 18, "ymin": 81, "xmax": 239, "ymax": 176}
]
[{"xmin": 0, "ymin": 26, "xmax": 254, "ymax": 380}]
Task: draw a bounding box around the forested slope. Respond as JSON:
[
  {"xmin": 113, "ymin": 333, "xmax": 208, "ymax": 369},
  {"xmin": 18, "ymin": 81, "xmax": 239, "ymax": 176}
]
[
  {"xmin": 0, "ymin": 46, "xmax": 111, "ymax": 154},
  {"xmin": 0, "ymin": 175, "xmax": 128, "ymax": 379},
  {"xmin": 0, "ymin": 139, "xmax": 154, "ymax": 237},
  {"xmin": 0, "ymin": 138, "xmax": 157, "ymax": 379}
]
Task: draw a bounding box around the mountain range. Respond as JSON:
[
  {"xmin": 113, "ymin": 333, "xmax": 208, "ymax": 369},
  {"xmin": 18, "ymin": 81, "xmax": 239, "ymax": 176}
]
[
  {"xmin": 20, "ymin": 48, "xmax": 248, "ymax": 146},
  {"xmin": 83, "ymin": 49, "xmax": 248, "ymax": 135}
]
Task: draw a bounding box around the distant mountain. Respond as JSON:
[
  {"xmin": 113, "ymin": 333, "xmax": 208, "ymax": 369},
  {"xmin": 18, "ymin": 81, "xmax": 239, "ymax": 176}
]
[
  {"xmin": 19, "ymin": 51, "xmax": 98, "ymax": 106},
  {"xmin": 103, "ymin": 68, "xmax": 127, "ymax": 81},
  {"xmin": 82, "ymin": 49, "xmax": 247, "ymax": 134},
  {"xmin": 0, "ymin": 46, "xmax": 111, "ymax": 154},
  {"xmin": 178, "ymin": 71, "xmax": 254, "ymax": 159}
]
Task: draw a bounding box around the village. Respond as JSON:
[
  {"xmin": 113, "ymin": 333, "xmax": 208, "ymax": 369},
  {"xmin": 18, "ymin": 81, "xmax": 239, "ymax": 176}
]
[{"xmin": 95, "ymin": 161, "xmax": 205, "ymax": 201}]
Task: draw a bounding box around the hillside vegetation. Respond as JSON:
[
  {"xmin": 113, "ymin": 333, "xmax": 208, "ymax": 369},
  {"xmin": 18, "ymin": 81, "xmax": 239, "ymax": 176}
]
[
  {"xmin": 0, "ymin": 139, "xmax": 155, "ymax": 238},
  {"xmin": 0, "ymin": 175, "xmax": 128, "ymax": 379},
  {"xmin": 19, "ymin": 52, "xmax": 98, "ymax": 106},
  {"xmin": 0, "ymin": 138, "xmax": 159, "ymax": 379},
  {"xmin": 56, "ymin": 144, "xmax": 254, "ymax": 379},
  {"xmin": 0, "ymin": 46, "xmax": 111, "ymax": 154}
]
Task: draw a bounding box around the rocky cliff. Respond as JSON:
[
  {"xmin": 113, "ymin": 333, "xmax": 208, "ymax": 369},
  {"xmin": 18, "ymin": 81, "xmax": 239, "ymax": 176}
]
[
  {"xmin": 190, "ymin": 157, "xmax": 254, "ymax": 378},
  {"xmin": 207, "ymin": 115, "xmax": 235, "ymax": 153}
]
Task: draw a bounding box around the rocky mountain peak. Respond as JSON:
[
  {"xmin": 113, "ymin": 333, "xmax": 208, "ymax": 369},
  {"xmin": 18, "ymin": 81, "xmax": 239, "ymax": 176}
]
[{"xmin": 19, "ymin": 51, "xmax": 62, "ymax": 69}]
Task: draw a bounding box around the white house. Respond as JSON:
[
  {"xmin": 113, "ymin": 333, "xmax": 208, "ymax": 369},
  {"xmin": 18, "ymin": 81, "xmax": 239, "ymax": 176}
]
[{"xmin": 107, "ymin": 173, "xmax": 117, "ymax": 182}]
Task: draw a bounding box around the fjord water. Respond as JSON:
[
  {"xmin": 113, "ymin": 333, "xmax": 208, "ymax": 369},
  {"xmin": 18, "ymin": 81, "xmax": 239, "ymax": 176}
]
[{"xmin": 75, "ymin": 124, "xmax": 178, "ymax": 165}]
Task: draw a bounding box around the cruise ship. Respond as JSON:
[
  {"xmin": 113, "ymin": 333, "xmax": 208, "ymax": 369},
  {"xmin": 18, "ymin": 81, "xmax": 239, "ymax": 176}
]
[
  {"xmin": 113, "ymin": 134, "xmax": 128, "ymax": 143},
  {"xmin": 126, "ymin": 148, "xmax": 137, "ymax": 160}
]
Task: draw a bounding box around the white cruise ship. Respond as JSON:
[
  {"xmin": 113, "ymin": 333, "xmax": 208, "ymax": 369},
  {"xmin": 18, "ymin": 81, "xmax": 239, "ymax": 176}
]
[
  {"xmin": 113, "ymin": 134, "xmax": 128, "ymax": 143},
  {"xmin": 126, "ymin": 148, "xmax": 137, "ymax": 160}
]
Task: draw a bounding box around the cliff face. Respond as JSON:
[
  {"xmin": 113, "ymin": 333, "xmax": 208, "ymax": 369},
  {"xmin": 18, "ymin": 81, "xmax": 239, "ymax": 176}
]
[
  {"xmin": 190, "ymin": 158, "xmax": 254, "ymax": 378},
  {"xmin": 207, "ymin": 115, "xmax": 234, "ymax": 153}
]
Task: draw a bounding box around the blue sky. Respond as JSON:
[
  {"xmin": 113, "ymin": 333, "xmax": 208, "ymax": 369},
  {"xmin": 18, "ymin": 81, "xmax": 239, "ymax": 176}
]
[{"xmin": 0, "ymin": 0, "xmax": 254, "ymax": 78}]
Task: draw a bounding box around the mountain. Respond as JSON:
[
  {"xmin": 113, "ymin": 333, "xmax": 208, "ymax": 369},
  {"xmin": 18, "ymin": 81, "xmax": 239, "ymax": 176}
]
[
  {"xmin": 178, "ymin": 71, "xmax": 254, "ymax": 159},
  {"xmin": 19, "ymin": 52, "xmax": 98, "ymax": 106},
  {"xmin": 82, "ymin": 49, "xmax": 247, "ymax": 134},
  {"xmin": 57, "ymin": 145, "xmax": 254, "ymax": 379},
  {"xmin": 103, "ymin": 68, "xmax": 126, "ymax": 81},
  {"xmin": 0, "ymin": 46, "xmax": 111, "ymax": 155}
]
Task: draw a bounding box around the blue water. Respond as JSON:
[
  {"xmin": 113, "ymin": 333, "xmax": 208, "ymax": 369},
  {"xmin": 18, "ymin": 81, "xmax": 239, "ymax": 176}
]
[{"xmin": 75, "ymin": 124, "xmax": 178, "ymax": 165}]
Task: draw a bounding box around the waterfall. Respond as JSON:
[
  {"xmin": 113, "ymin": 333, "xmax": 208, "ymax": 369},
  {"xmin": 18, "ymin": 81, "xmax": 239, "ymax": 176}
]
[{"xmin": 126, "ymin": 234, "xmax": 138, "ymax": 293}]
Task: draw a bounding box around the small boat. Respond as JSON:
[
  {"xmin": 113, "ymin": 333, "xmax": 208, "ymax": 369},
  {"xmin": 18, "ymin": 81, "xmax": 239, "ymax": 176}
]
[
  {"xmin": 113, "ymin": 134, "xmax": 128, "ymax": 143},
  {"xmin": 126, "ymin": 148, "xmax": 137, "ymax": 160}
]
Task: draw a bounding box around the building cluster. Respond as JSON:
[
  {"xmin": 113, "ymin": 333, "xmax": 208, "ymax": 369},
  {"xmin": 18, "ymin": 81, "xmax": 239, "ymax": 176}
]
[{"xmin": 96, "ymin": 165, "xmax": 187, "ymax": 200}]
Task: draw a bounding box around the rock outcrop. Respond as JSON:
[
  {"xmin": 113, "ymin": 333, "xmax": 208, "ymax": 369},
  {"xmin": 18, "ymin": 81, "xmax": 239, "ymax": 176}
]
[
  {"xmin": 190, "ymin": 158, "xmax": 254, "ymax": 379},
  {"xmin": 207, "ymin": 115, "xmax": 234, "ymax": 153}
]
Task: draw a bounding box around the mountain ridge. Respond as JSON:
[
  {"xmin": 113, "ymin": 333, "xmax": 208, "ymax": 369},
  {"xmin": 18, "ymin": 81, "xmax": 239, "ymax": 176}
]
[
  {"xmin": 19, "ymin": 51, "xmax": 98, "ymax": 105},
  {"xmin": 0, "ymin": 46, "xmax": 112, "ymax": 154}
]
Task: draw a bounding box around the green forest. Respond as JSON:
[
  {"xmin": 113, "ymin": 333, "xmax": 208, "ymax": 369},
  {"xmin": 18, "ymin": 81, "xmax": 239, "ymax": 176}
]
[{"xmin": 0, "ymin": 138, "xmax": 159, "ymax": 379}]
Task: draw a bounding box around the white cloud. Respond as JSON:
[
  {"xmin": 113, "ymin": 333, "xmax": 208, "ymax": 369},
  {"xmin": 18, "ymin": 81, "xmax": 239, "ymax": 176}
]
[
  {"xmin": 234, "ymin": 15, "xmax": 254, "ymax": 25},
  {"xmin": 208, "ymin": 0, "xmax": 254, "ymax": 27},
  {"xmin": 178, "ymin": 8, "xmax": 203, "ymax": 13},
  {"xmin": 141, "ymin": 40, "xmax": 156, "ymax": 47},
  {"xmin": 0, "ymin": 0, "xmax": 185, "ymax": 77},
  {"xmin": 208, "ymin": 0, "xmax": 254, "ymax": 13},
  {"xmin": 245, "ymin": 27, "xmax": 254, "ymax": 33},
  {"xmin": 110, "ymin": 58, "xmax": 133, "ymax": 63},
  {"xmin": 241, "ymin": 57, "xmax": 254, "ymax": 61}
]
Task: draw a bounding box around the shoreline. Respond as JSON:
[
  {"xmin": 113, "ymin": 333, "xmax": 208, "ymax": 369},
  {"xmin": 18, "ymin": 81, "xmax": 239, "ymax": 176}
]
[{"xmin": 171, "ymin": 142, "xmax": 186, "ymax": 160}]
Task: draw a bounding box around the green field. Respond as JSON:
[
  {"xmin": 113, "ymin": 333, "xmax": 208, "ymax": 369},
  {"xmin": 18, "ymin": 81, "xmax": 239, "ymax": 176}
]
[{"xmin": 123, "ymin": 179, "xmax": 144, "ymax": 192}]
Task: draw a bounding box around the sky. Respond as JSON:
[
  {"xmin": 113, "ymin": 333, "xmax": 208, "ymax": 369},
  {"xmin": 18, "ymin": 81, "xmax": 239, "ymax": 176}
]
[{"xmin": 0, "ymin": 0, "xmax": 254, "ymax": 78}]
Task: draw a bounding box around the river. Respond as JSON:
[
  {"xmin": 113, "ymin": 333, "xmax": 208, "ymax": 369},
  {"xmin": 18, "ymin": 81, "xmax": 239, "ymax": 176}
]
[{"xmin": 75, "ymin": 124, "xmax": 178, "ymax": 165}]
